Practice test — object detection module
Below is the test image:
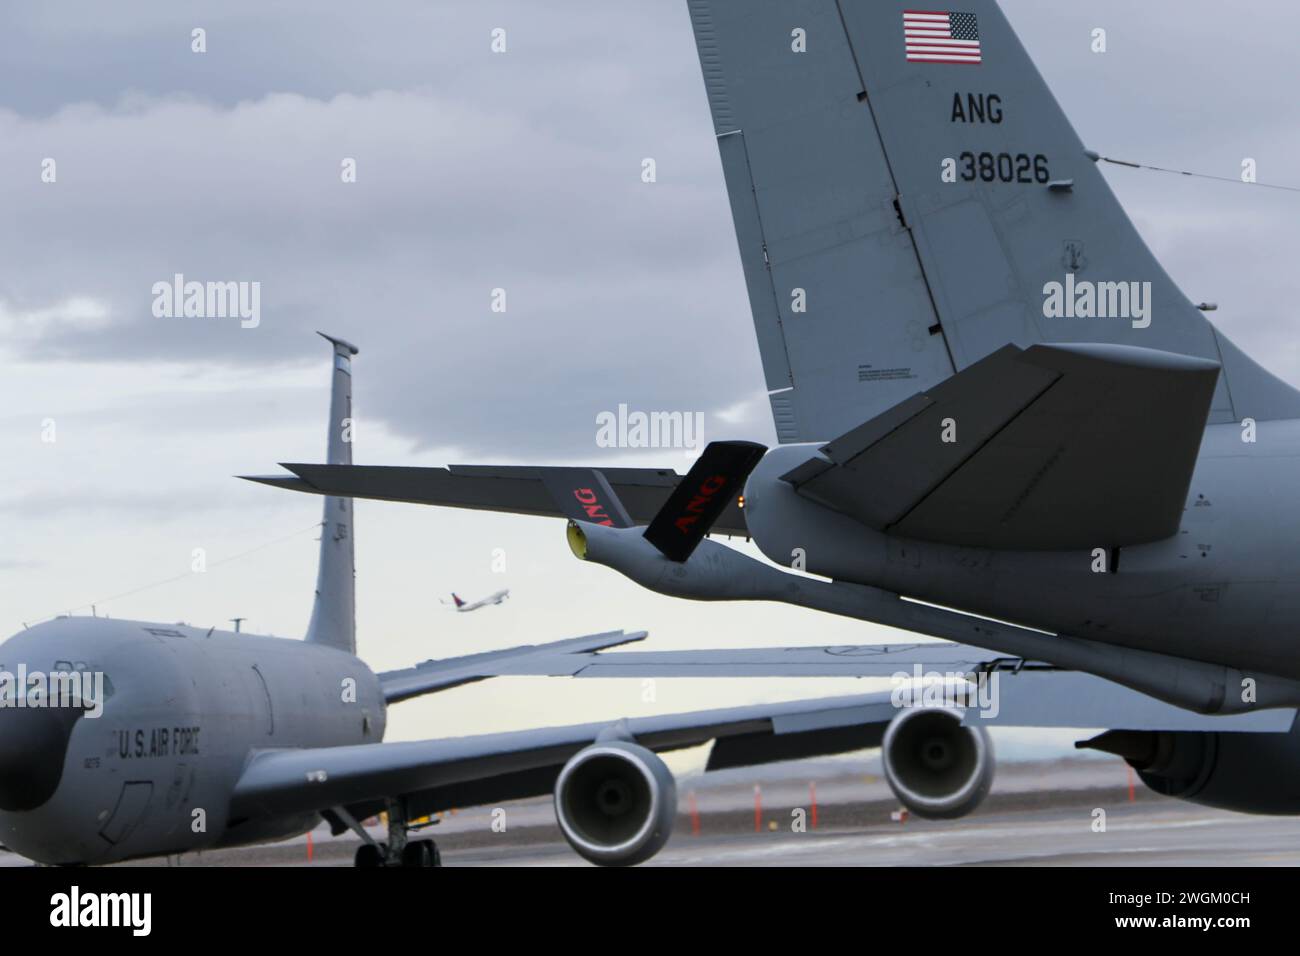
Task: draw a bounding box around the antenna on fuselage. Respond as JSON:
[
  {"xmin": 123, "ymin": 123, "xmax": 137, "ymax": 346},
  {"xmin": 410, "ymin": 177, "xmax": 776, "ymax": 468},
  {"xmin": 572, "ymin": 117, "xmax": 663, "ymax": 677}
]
[{"xmin": 230, "ymin": 617, "xmax": 246, "ymax": 633}]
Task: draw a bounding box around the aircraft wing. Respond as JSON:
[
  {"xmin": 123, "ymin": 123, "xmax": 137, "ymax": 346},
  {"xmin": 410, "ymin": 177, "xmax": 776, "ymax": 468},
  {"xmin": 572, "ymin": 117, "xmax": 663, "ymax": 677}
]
[
  {"xmin": 781, "ymin": 343, "xmax": 1219, "ymax": 550},
  {"xmin": 243, "ymin": 463, "xmax": 749, "ymax": 536},
  {"xmin": 229, "ymin": 674, "xmax": 1292, "ymax": 823},
  {"xmin": 454, "ymin": 640, "xmax": 1298, "ymax": 731},
  {"xmin": 228, "ymin": 691, "xmax": 899, "ymax": 820},
  {"xmin": 482, "ymin": 640, "xmax": 1013, "ymax": 678},
  {"xmin": 244, "ymin": 342, "xmax": 1213, "ymax": 551},
  {"xmin": 376, "ymin": 630, "xmax": 647, "ymax": 703}
]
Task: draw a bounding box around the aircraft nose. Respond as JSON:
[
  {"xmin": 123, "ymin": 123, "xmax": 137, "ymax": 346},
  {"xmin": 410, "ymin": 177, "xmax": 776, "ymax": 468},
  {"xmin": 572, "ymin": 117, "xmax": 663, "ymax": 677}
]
[{"xmin": 0, "ymin": 703, "xmax": 79, "ymax": 811}]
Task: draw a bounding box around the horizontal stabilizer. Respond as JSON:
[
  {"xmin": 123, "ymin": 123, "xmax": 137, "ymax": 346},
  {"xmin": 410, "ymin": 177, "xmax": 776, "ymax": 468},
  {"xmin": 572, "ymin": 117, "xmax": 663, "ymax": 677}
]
[
  {"xmin": 241, "ymin": 474, "xmax": 318, "ymax": 494},
  {"xmin": 783, "ymin": 343, "xmax": 1219, "ymax": 550},
  {"xmin": 241, "ymin": 463, "xmax": 748, "ymax": 536}
]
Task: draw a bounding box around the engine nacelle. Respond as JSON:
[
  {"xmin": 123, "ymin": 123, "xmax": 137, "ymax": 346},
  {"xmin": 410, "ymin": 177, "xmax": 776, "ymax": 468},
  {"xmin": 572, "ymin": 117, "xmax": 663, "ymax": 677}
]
[
  {"xmin": 1082, "ymin": 722, "xmax": 1300, "ymax": 814},
  {"xmin": 881, "ymin": 707, "xmax": 995, "ymax": 819},
  {"xmin": 553, "ymin": 741, "xmax": 677, "ymax": 866}
]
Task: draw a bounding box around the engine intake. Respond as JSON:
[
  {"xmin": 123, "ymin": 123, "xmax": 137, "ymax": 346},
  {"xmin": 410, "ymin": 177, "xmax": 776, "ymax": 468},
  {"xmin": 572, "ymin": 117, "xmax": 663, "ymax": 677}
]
[
  {"xmin": 554, "ymin": 741, "xmax": 677, "ymax": 866},
  {"xmin": 881, "ymin": 706, "xmax": 995, "ymax": 819}
]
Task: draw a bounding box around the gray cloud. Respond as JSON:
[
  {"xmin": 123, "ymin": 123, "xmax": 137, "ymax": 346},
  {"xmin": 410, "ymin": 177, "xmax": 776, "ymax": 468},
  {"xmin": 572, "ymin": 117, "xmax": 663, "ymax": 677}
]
[{"xmin": 1, "ymin": 0, "xmax": 1297, "ymax": 463}]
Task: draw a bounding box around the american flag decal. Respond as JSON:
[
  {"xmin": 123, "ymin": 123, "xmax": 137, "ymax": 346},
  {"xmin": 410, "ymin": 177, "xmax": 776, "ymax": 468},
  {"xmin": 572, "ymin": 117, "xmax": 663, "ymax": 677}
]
[{"xmin": 904, "ymin": 10, "xmax": 982, "ymax": 65}]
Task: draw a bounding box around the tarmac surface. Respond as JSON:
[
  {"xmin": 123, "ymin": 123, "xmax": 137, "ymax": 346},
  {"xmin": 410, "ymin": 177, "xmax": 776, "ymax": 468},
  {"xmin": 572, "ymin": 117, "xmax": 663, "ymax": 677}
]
[
  {"xmin": 8, "ymin": 758, "xmax": 1285, "ymax": 867},
  {"xmin": 82, "ymin": 793, "xmax": 1299, "ymax": 867}
]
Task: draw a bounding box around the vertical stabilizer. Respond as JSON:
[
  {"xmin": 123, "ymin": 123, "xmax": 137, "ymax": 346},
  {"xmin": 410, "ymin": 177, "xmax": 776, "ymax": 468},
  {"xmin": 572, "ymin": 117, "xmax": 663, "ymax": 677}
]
[
  {"xmin": 685, "ymin": 0, "xmax": 1300, "ymax": 442},
  {"xmin": 306, "ymin": 332, "xmax": 359, "ymax": 655}
]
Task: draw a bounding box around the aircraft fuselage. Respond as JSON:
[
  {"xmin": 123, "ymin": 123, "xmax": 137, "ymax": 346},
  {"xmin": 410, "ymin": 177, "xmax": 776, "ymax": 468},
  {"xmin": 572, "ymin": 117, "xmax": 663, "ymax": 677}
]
[
  {"xmin": 742, "ymin": 420, "xmax": 1300, "ymax": 681},
  {"xmin": 0, "ymin": 617, "xmax": 386, "ymax": 865}
]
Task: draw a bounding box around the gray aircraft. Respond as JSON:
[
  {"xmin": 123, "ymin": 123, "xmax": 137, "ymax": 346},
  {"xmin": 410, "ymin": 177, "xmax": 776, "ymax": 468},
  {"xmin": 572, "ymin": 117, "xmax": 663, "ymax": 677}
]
[
  {"xmin": 254, "ymin": 0, "xmax": 1300, "ymax": 823},
  {"xmin": 0, "ymin": 333, "xmax": 904, "ymax": 867},
  {"xmin": 6, "ymin": 332, "xmax": 1192, "ymax": 870}
]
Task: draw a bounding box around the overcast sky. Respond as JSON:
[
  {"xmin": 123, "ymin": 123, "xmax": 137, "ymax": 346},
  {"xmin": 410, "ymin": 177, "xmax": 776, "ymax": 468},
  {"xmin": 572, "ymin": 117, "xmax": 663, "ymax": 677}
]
[{"xmin": 3, "ymin": 1, "xmax": 1296, "ymax": 767}]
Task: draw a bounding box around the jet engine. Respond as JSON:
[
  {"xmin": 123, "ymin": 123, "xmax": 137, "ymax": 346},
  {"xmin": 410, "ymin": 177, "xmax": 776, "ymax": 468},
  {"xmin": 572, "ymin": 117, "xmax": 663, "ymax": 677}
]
[
  {"xmin": 1081, "ymin": 722, "xmax": 1300, "ymax": 814},
  {"xmin": 881, "ymin": 706, "xmax": 995, "ymax": 819},
  {"xmin": 553, "ymin": 740, "xmax": 677, "ymax": 866}
]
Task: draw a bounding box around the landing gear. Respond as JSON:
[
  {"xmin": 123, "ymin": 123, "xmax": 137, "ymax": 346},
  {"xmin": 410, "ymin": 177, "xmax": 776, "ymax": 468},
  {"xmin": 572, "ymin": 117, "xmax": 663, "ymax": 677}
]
[
  {"xmin": 351, "ymin": 838, "xmax": 439, "ymax": 867},
  {"xmin": 354, "ymin": 843, "xmax": 383, "ymax": 867},
  {"xmin": 343, "ymin": 800, "xmax": 442, "ymax": 868},
  {"xmin": 400, "ymin": 838, "xmax": 441, "ymax": 868}
]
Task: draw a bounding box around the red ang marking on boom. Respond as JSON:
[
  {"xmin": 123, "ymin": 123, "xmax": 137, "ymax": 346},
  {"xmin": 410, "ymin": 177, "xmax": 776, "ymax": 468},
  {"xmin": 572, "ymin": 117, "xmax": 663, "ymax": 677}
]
[
  {"xmin": 572, "ymin": 487, "xmax": 614, "ymax": 526},
  {"xmin": 673, "ymin": 474, "xmax": 728, "ymax": 535}
]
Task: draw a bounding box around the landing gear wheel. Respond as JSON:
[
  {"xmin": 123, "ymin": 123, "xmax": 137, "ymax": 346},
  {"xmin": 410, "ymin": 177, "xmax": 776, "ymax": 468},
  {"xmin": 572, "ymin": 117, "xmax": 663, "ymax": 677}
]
[
  {"xmin": 401, "ymin": 839, "xmax": 441, "ymax": 868},
  {"xmin": 354, "ymin": 843, "xmax": 383, "ymax": 867}
]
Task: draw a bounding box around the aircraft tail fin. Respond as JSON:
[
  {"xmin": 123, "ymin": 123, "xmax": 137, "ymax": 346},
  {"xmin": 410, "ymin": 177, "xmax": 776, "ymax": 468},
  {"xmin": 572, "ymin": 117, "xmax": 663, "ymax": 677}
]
[
  {"xmin": 305, "ymin": 332, "xmax": 360, "ymax": 655},
  {"xmin": 451, "ymin": 593, "xmax": 465, "ymax": 608},
  {"xmin": 685, "ymin": 0, "xmax": 1300, "ymax": 443},
  {"xmin": 642, "ymin": 440, "xmax": 766, "ymax": 561}
]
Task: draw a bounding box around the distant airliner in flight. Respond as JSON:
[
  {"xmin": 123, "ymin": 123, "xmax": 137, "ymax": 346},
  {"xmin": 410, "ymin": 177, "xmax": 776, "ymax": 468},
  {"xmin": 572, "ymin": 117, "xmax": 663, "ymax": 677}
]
[{"xmin": 442, "ymin": 590, "xmax": 509, "ymax": 613}]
